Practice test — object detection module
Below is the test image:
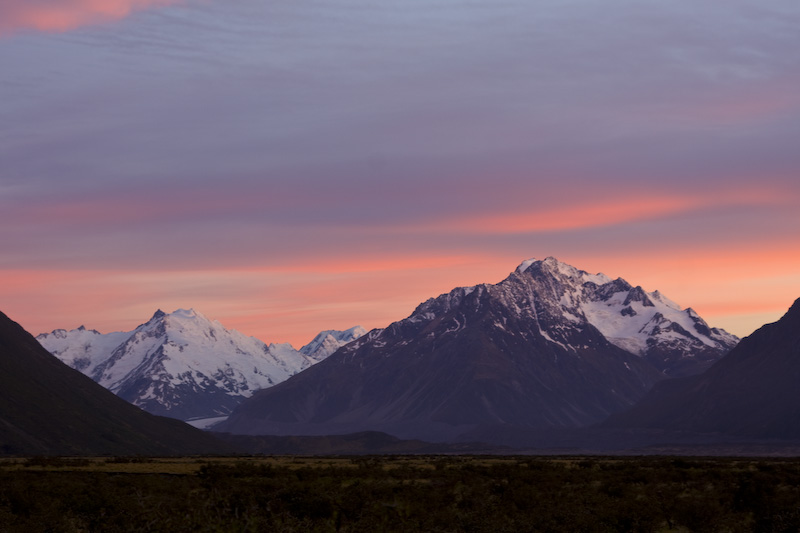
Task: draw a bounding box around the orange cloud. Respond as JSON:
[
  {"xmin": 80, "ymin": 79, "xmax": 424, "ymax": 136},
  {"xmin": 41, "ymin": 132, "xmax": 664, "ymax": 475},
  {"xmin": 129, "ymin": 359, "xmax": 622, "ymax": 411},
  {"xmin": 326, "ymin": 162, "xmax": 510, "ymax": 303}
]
[
  {"xmin": 237, "ymin": 254, "xmax": 490, "ymax": 275},
  {"xmin": 2, "ymin": 236, "xmax": 797, "ymax": 348},
  {"xmin": 413, "ymin": 187, "xmax": 789, "ymax": 235},
  {"xmin": 0, "ymin": 253, "xmax": 507, "ymax": 346},
  {"xmin": 0, "ymin": 0, "xmax": 183, "ymax": 35}
]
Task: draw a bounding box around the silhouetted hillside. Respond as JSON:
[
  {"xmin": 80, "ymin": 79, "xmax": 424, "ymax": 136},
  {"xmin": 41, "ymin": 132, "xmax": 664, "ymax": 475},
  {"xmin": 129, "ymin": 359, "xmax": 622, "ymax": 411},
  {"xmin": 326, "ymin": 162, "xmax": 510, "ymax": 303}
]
[{"xmin": 605, "ymin": 298, "xmax": 800, "ymax": 440}]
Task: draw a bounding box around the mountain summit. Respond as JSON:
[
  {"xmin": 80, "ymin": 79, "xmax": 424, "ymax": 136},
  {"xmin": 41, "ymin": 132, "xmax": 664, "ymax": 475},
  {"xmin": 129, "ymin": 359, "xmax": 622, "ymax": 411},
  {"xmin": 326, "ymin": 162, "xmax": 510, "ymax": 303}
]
[
  {"xmin": 216, "ymin": 257, "xmax": 736, "ymax": 441},
  {"xmin": 37, "ymin": 309, "xmax": 364, "ymax": 421},
  {"xmin": 517, "ymin": 257, "xmax": 737, "ymax": 376}
]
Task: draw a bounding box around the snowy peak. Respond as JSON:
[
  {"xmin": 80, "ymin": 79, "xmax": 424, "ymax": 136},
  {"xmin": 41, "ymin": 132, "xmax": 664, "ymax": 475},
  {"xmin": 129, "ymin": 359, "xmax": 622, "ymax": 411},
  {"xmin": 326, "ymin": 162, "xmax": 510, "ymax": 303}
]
[
  {"xmin": 37, "ymin": 309, "xmax": 362, "ymax": 421},
  {"xmin": 517, "ymin": 257, "xmax": 612, "ymax": 286},
  {"xmin": 512, "ymin": 258, "xmax": 738, "ymax": 376},
  {"xmin": 623, "ymin": 286, "xmax": 655, "ymax": 307},
  {"xmin": 300, "ymin": 326, "xmax": 367, "ymax": 361},
  {"xmin": 171, "ymin": 308, "xmax": 197, "ymax": 319}
]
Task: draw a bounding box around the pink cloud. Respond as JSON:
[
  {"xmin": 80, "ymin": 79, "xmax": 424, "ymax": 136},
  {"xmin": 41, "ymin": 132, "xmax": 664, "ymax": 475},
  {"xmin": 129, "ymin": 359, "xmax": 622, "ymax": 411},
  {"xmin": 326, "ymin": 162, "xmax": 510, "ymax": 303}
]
[
  {"xmin": 397, "ymin": 187, "xmax": 791, "ymax": 236},
  {"xmin": 0, "ymin": 0, "xmax": 183, "ymax": 35},
  {"xmin": 0, "ymin": 253, "xmax": 502, "ymax": 347}
]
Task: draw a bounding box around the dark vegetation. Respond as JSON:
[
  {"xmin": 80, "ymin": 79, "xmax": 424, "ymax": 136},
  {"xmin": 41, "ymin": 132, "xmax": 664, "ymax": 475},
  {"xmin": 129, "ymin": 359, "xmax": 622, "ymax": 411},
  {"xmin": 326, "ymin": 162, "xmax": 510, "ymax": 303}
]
[{"xmin": 2, "ymin": 455, "xmax": 800, "ymax": 532}]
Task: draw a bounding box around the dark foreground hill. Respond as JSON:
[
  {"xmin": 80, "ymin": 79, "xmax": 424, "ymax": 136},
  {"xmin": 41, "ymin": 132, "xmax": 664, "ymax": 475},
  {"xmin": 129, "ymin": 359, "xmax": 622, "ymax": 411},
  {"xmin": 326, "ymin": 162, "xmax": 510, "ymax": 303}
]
[
  {"xmin": 0, "ymin": 310, "xmax": 230, "ymax": 455},
  {"xmin": 605, "ymin": 298, "xmax": 800, "ymax": 440}
]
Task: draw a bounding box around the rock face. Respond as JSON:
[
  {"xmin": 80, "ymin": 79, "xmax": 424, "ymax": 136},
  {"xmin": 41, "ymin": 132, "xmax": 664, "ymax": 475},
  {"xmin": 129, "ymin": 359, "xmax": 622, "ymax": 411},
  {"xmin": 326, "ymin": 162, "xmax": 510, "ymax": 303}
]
[
  {"xmin": 0, "ymin": 310, "xmax": 229, "ymax": 456},
  {"xmin": 37, "ymin": 309, "xmax": 364, "ymax": 421},
  {"xmin": 605, "ymin": 297, "xmax": 800, "ymax": 440},
  {"xmin": 215, "ymin": 257, "xmax": 736, "ymax": 441}
]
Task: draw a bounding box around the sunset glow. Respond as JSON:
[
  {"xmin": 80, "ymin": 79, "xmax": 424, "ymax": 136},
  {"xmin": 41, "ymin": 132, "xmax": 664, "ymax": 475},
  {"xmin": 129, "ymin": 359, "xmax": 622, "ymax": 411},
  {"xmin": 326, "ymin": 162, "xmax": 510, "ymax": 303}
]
[{"xmin": 1, "ymin": 0, "xmax": 798, "ymax": 348}]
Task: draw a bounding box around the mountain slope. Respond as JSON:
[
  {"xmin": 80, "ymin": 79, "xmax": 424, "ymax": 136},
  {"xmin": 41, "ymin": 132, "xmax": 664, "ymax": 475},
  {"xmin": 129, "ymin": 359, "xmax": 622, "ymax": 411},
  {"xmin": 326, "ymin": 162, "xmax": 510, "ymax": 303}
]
[
  {"xmin": 216, "ymin": 257, "xmax": 735, "ymax": 441},
  {"xmin": 37, "ymin": 309, "xmax": 364, "ymax": 420},
  {"xmin": 604, "ymin": 298, "xmax": 800, "ymax": 440},
  {"xmin": 0, "ymin": 310, "xmax": 230, "ymax": 456}
]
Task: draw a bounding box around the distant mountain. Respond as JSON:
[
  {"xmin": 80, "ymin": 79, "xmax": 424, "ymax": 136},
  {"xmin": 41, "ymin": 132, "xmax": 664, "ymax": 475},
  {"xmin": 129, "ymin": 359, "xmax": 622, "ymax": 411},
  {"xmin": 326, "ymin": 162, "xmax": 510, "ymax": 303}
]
[
  {"xmin": 300, "ymin": 326, "xmax": 368, "ymax": 362},
  {"xmin": 604, "ymin": 298, "xmax": 800, "ymax": 440},
  {"xmin": 215, "ymin": 257, "xmax": 736, "ymax": 441},
  {"xmin": 37, "ymin": 309, "xmax": 364, "ymax": 421},
  {"xmin": 0, "ymin": 310, "xmax": 229, "ymax": 456}
]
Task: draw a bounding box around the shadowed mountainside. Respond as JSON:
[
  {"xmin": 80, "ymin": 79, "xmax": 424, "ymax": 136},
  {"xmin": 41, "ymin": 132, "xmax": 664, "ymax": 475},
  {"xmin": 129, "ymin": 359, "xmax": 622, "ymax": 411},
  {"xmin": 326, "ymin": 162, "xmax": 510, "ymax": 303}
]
[{"xmin": 605, "ymin": 298, "xmax": 800, "ymax": 440}]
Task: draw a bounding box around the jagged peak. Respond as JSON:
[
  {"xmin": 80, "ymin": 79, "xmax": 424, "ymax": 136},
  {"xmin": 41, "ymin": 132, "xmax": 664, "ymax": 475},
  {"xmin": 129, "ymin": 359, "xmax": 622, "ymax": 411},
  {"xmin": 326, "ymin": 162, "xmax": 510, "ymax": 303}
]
[
  {"xmin": 300, "ymin": 326, "xmax": 368, "ymax": 359},
  {"xmin": 516, "ymin": 256, "xmax": 612, "ymax": 285},
  {"xmin": 649, "ymin": 290, "xmax": 681, "ymax": 310},
  {"xmin": 147, "ymin": 308, "xmax": 209, "ymax": 326},
  {"xmin": 624, "ymin": 286, "xmax": 655, "ymax": 307},
  {"xmin": 346, "ymin": 325, "xmax": 368, "ymax": 336},
  {"xmin": 171, "ymin": 308, "xmax": 199, "ymax": 319},
  {"xmin": 37, "ymin": 326, "xmax": 103, "ymax": 339},
  {"xmin": 268, "ymin": 342, "xmax": 298, "ymax": 355},
  {"xmin": 462, "ymin": 284, "xmax": 487, "ymax": 298},
  {"xmin": 305, "ymin": 325, "xmax": 365, "ymax": 343},
  {"xmin": 36, "ymin": 328, "xmax": 68, "ymax": 340}
]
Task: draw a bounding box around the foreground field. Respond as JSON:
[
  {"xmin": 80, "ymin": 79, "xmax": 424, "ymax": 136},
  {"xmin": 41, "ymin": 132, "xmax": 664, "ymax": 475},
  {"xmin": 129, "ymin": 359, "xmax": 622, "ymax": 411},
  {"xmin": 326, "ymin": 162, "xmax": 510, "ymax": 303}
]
[{"xmin": 1, "ymin": 455, "xmax": 799, "ymax": 532}]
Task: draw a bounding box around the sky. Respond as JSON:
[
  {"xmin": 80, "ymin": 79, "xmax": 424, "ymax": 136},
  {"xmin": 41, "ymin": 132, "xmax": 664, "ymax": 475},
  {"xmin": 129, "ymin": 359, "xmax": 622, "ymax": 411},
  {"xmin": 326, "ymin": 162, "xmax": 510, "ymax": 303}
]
[{"xmin": 1, "ymin": 0, "xmax": 799, "ymax": 347}]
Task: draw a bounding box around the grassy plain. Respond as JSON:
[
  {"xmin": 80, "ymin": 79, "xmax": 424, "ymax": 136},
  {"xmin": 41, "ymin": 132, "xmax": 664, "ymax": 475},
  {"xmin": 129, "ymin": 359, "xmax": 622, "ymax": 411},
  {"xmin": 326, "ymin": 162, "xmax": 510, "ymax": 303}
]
[{"xmin": 1, "ymin": 455, "xmax": 799, "ymax": 532}]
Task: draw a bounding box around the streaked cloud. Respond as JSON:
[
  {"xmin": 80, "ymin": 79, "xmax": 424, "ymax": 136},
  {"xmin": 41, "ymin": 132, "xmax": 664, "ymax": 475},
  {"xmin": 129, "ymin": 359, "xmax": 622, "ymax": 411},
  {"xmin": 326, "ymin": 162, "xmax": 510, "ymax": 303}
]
[
  {"xmin": 400, "ymin": 188, "xmax": 793, "ymax": 236},
  {"xmin": 1, "ymin": 0, "xmax": 798, "ymax": 345}
]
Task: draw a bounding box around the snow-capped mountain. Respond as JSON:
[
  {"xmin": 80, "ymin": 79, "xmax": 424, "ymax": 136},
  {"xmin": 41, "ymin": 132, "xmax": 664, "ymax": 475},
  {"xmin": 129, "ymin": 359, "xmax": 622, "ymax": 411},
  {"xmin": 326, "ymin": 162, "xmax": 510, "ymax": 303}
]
[
  {"xmin": 300, "ymin": 326, "xmax": 368, "ymax": 362},
  {"xmin": 393, "ymin": 256, "xmax": 736, "ymax": 378},
  {"xmin": 36, "ymin": 309, "xmax": 364, "ymax": 421},
  {"xmin": 217, "ymin": 257, "xmax": 737, "ymax": 442}
]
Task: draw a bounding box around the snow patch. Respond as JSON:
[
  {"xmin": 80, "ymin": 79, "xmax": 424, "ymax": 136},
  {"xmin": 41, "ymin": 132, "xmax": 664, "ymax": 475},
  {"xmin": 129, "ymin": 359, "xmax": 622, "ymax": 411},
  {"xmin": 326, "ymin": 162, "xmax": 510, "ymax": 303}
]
[{"xmin": 186, "ymin": 416, "xmax": 229, "ymax": 429}]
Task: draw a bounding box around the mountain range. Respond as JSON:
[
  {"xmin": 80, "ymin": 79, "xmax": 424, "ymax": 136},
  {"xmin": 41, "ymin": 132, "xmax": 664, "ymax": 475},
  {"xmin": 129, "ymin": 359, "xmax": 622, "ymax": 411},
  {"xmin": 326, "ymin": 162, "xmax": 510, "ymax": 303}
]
[
  {"xmin": 37, "ymin": 309, "xmax": 364, "ymax": 421},
  {"xmin": 0, "ymin": 310, "xmax": 229, "ymax": 455},
  {"xmin": 6, "ymin": 255, "xmax": 800, "ymax": 455},
  {"xmin": 215, "ymin": 257, "xmax": 738, "ymax": 441}
]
